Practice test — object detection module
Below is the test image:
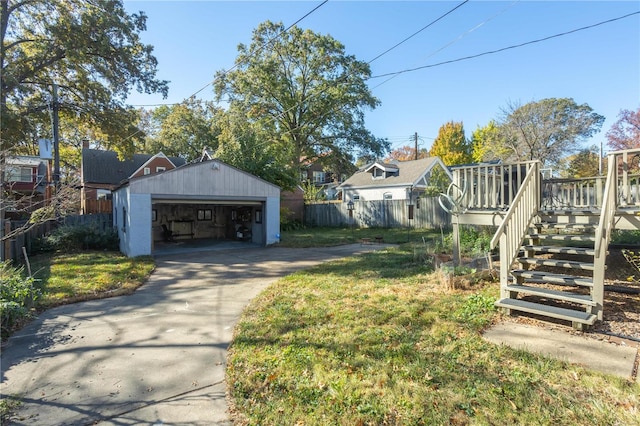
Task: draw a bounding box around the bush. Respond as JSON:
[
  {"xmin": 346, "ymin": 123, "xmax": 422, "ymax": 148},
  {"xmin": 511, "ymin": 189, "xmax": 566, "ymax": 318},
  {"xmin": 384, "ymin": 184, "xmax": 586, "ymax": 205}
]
[
  {"xmin": 42, "ymin": 223, "xmax": 119, "ymax": 251},
  {"xmin": 1, "ymin": 262, "xmax": 40, "ymax": 340}
]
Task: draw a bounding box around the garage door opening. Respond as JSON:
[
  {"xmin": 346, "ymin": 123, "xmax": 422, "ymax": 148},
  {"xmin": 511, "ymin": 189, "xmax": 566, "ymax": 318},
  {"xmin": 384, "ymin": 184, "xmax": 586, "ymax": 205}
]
[{"xmin": 151, "ymin": 202, "xmax": 265, "ymax": 253}]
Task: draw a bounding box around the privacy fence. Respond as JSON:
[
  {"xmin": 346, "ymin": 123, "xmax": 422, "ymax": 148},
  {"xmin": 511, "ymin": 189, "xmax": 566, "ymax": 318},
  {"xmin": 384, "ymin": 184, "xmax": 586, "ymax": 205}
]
[
  {"xmin": 2, "ymin": 213, "xmax": 113, "ymax": 262},
  {"xmin": 304, "ymin": 198, "xmax": 451, "ymax": 229}
]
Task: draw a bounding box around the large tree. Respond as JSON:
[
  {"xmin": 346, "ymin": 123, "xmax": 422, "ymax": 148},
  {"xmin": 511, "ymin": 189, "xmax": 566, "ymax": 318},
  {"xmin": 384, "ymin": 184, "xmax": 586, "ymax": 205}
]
[
  {"xmin": 1, "ymin": 0, "xmax": 168, "ymax": 157},
  {"xmin": 491, "ymin": 98, "xmax": 604, "ymax": 167},
  {"xmin": 606, "ymin": 107, "xmax": 640, "ymax": 151},
  {"xmin": 429, "ymin": 121, "xmax": 472, "ymax": 166},
  {"xmin": 562, "ymin": 145, "xmax": 602, "ymax": 178},
  {"xmin": 142, "ymin": 99, "xmax": 222, "ymax": 162},
  {"xmin": 213, "ymin": 21, "xmax": 388, "ymax": 177}
]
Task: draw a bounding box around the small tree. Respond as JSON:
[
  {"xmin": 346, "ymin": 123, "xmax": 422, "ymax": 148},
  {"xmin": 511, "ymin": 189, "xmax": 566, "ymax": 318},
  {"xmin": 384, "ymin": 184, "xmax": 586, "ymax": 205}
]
[
  {"xmin": 429, "ymin": 121, "xmax": 472, "ymax": 166},
  {"xmin": 606, "ymin": 107, "xmax": 640, "ymax": 151}
]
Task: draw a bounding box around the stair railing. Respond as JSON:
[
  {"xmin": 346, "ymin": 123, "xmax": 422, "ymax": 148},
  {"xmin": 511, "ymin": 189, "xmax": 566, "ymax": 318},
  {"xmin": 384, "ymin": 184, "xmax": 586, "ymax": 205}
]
[
  {"xmin": 490, "ymin": 162, "xmax": 541, "ymax": 291},
  {"xmin": 591, "ymin": 152, "xmax": 620, "ymax": 320}
]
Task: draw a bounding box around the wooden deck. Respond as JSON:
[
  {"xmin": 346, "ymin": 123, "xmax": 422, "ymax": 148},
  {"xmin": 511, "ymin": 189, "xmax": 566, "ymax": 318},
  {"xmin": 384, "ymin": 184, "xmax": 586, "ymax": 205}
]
[{"xmin": 449, "ymin": 148, "xmax": 640, "ymax": 329}]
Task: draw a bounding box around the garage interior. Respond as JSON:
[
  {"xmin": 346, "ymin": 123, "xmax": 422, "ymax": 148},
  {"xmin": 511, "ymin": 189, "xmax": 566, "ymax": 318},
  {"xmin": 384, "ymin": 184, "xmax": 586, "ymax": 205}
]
[{"xmin": 151, "ymin": 201, "xmax": 265, "ymax": 251}]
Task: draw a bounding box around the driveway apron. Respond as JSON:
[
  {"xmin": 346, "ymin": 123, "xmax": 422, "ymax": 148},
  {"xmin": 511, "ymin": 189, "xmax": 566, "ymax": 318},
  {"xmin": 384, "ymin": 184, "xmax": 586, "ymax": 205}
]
[{"xmin": 1, "ymin": 244, "xmax": 389, "ymax": 425}]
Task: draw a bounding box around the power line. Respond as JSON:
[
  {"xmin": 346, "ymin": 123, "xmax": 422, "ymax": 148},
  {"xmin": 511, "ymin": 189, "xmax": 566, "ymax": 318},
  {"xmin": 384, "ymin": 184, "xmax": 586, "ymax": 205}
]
[
  {"xmin": 370, "ymin": 10, "xmax": 640, "ymax": 80},
  {"xmin": 367, "ymin": 0, "xmax": 469, "ymax": 64}
]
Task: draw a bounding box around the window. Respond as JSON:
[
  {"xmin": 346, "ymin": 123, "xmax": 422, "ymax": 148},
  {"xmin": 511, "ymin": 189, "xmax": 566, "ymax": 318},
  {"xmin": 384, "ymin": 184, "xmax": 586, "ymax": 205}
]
[
  {"xmin": 97, "ymin": 189, "xmax": 110, "ymax": 200},
  {"xmin": 143, "ymin": 167, "xmax": 151, "ymax": 175},
  {"xmin": 197, "ymin": 209, "xmax": 212, "ymax": 221},
  {"xmin": 152, "ymin": 209, "xmax": 157, "ymax": 222},
  {"xmin": 122, "ymin": 207, "xmax": 127, "ymax": 233},
  {"xmin": 6, "ymin": 167, "xmax": 33, "ymax": 182},
  {"xmin": 299, "ymin": 171, "xmax": 308, "ymax": 182},
  {"xmin": 383, "ymin": 192, "xmax": 392, "ymax": 200},
  {"xmin": 313, "ymin": 171, "xmax": 325, "ymax": 184},
  {"xmin": 156, "ymin": 166, "xmax": 166, "ymax": 173},
  {"xmin": 353, "ymin": 194, "xmax": 361, "ymax": 201}
]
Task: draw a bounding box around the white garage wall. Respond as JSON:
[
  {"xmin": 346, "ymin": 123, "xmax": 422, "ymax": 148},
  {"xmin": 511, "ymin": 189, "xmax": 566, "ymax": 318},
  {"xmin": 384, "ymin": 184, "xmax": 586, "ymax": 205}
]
[{"xmin": 113, "ymin": 188, "xmax": 152, "ymax": 257}]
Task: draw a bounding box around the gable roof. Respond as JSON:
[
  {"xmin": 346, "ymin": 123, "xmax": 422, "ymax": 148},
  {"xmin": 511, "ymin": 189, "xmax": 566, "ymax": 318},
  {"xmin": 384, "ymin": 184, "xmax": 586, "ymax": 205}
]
[
  {"xmin": 128, "ymin": 152, "xmax": 176, "ymax": 178},
  {"xmin": 82, "ymin": 149, "xmax": 186, "ymax": 185},
  {"xmin": 339, "ymin": 157, "xmax": 451, "ymax": 189}
]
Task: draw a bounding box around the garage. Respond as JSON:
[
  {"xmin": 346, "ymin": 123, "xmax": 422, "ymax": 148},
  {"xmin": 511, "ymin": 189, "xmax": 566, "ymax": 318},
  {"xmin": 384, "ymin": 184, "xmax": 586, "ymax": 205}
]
[{"xmin": 112, "ymin": 159, "xmax": 280, "ymax": 257}]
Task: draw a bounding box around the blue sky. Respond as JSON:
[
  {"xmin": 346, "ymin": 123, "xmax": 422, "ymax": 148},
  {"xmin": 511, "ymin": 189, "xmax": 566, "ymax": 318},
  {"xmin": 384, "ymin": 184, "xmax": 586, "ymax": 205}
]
[{"xmin": 123, "ymin": 1, "xmax": 639, "ymax": 155}]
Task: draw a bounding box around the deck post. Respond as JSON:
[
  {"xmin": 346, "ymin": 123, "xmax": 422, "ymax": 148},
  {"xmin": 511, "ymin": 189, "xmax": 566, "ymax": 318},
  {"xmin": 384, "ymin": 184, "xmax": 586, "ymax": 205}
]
[{"xmin": 452, "ymin": 215, "xmax": 460, "ymax": 266}]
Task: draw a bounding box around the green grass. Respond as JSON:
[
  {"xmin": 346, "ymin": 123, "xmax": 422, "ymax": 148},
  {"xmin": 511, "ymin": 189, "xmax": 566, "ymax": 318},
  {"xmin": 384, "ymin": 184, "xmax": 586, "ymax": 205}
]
[
  {"xmin": 29, "ymin": 251, "xmax": 155, "ymax": 308},
  {"xmin": 277, "ymin": 226, "xmax": 446, "ymax": 248},
  {"xmin": 227, "ymin": 243, "xmax": 640, "ymax": 425}
]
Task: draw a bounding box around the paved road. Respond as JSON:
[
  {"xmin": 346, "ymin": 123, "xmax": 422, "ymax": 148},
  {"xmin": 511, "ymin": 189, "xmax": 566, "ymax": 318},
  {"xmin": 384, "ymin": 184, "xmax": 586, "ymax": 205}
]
[{"xmin": 1, "ymin": 244, "xmax": 389, "ymax": 425}]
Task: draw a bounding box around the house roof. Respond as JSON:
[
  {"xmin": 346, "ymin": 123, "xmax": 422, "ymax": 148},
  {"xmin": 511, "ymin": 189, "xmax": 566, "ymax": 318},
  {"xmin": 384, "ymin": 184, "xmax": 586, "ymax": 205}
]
[
  {"xmin": 339, "ymin": 157, "xmax": 448, "ymax": 189},
  {"xmin": 82, "ymin": 149, "xmax": 186, "ymax": 184},
  {"xmin": 7, "ymin": 156, "xmax": 43, "ymax": 167}
]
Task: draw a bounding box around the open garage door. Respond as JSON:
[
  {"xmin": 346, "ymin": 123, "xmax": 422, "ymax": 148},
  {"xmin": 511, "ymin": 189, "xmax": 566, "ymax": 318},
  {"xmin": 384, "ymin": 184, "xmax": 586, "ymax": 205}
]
[{"xmin": 151, "ymin": 198, "xmax": 266, "ymax": 251}]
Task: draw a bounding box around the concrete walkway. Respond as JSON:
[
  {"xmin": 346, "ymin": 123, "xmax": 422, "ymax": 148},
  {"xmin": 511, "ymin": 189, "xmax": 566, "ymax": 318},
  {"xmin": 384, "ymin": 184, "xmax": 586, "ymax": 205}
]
[
  {"xmin": 483, "ymin": 322, "xmax": 639, "ymax": 382},
  {"xmin": 1, "ymin": 244, "xmax": 390, "ymax": 426}
]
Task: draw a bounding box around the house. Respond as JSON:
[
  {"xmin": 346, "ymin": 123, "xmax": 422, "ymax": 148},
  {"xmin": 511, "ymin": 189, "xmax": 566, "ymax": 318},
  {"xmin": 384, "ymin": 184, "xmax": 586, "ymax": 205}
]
[
  {"xmin": 299, "ymin": 157, "xmax": 353, "ymax": 200},
  {"xmin": 338, "ymin": 157, "xmax": 452, "ymax": 202},
  {"xmin": 81, "ymin": 149, "xmax": 187, "ymax": 214},
  {"xmin": 2, "ymin": 156, "xmax": 48, "ymax": 217},
  {"xmin": 112, "ymin": 159, "xmax": 280, "ymax": 257}
]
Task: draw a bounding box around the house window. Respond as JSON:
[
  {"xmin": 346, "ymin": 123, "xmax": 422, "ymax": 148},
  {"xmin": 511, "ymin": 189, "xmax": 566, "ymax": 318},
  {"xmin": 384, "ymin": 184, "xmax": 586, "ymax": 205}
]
[
  {"xmin": 97, "ymin": 189, "xmax": 110, "ymax": 200},
  {"xmin": 122, "ymin": 207, "xmax": 126, "ymax": 233},
  {"xmin": 299, "ymin": 171, "xmax": 308, "ymax": 182},
  {"xmin": 353, "ymin": 194, "xmax": 361, "ymax": 201},
  {"xmin": 313, "ymin": 171, "xmax": 325, "ymax": 184},
  {"xmin": 383, "ymin": 192, "xmax": 392, "ymax": 200},
  {"xmin": 143, "ymin": 167, "xmax": 151, "ymax": 175},
  {"xmin": 372, "ymin": 168, "xmax": 384, "ymax": 179},
  {"xmin": 197, "ymin": 209, "xmax": 212, "ymax": 221},
  {"xmin": 6, "ymin": 167, "xmax": 33, "ymax": 182},
  {"xmin": 156, "ymin": 166, "xmax": 166, "ymax": 173}
]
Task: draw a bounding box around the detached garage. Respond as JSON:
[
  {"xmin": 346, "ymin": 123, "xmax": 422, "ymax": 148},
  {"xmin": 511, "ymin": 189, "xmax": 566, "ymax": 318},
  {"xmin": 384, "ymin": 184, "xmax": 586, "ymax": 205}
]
[{"xmin": 112, "ymin": 159, "xmax": 280, "ymax": 257}]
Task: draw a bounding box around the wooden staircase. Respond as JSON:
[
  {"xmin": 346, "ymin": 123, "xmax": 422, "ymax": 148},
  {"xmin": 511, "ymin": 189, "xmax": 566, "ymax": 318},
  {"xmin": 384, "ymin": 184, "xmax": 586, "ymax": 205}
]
[{"xmin": 495, "ymin": 210, "xmax": 603, "ymax": 330}]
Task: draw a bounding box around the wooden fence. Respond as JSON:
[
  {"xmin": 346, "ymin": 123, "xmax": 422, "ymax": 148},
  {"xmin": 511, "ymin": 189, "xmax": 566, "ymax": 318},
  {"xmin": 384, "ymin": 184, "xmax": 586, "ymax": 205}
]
[
  {"xmin": 304, "ymin": 198, "xmax": 451, "ymax": 229},
  {"xmin": 2, "ymin": 213, "xmax": 113, "ymax": 262}
]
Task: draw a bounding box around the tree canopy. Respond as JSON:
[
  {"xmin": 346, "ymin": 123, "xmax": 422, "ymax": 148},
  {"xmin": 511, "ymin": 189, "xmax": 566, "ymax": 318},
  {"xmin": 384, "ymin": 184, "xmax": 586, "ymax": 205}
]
[
  {"xmin": 142, "ymin": 99, "xmax": 222, "ymax": 162},
  {"xmin": 213, "ymin": 21, "xmax": 388, "ymax": 180},
  {"xmin": 385, "ymin": 145, "xmax": 429, "ymax": 162},
  {"xmin": 562, "ymin": 145, "xmax": 602, "ymax": 178},
  {"xmin": 606, "ymin": 107, "xmax": 640, "ymax": 151},
  {"xmin": 1, "ymin": 0, "xmax": 168, "ymax": 157},
  {"xmin": 479, "ymin": 98, "xmax": 605, "ymax": 168},
  {"xmin": 429, "ymin": 121, "xmax": 472, "ymax": 166}
]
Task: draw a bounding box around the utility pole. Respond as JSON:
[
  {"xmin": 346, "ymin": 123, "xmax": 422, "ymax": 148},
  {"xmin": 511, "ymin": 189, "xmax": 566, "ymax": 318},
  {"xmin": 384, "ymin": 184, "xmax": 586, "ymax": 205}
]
[
  {"xmin": 52, "ymin": 84, "xmax": 60, "ymax": 190},
  {"xmin": 414, "ymin": 132, "xmax": 418, "ymax": 160}
]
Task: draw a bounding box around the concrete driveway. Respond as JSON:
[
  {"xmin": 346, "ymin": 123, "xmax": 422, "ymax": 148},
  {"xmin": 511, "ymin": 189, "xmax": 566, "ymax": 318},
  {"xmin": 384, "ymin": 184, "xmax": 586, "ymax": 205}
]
[{"xmin": 1, "ymin": 244, "xmax": 389, "ymax": 425}]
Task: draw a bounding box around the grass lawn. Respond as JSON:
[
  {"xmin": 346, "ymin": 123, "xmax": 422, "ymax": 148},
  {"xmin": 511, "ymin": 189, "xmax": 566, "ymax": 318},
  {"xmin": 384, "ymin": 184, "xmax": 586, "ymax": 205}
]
[
  {"xmin": 28, "ymin": 250, "xmax": 155, "ymax": 309},
  {"xmin": 228, "ymin": 239, "xmax": 639, "ymax": 425},
  {"xmin": 277, "ymin": 226, "xmax": 447, "ymax": 248}
]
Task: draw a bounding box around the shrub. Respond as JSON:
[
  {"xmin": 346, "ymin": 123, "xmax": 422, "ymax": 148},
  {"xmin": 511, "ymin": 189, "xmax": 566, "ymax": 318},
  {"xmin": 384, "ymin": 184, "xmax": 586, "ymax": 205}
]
[
  {"xmin": 1, "ymin": 262, "xmax": 40, "ymax": 340},
  {"xmin": 42, "ymin": 223, "xmax": 119, "ymax": 251}
]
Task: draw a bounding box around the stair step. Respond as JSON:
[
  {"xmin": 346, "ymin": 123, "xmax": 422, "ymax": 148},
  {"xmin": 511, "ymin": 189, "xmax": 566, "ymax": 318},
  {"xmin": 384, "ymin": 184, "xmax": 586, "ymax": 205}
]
[
  {"xmin": 511, "ymin": 269, "xmax": 593, "ymax": 287},
  {"xmin": 539, "ymin": 209, "xmax": 600, "ymax": 215},
  {"xmin": 505, "ymin": 285, "xmax": 596, "ymax": 306},
  {"xmin": 495, "ymin": 298, "xmax": 597, "ymax": 325},
  {"xmin": 536, "ymin": 223, "xmax": 597, "ymax": 232},
  {"xmin": 517, "ymin": 257, "xmax": 595, "ymax": 270},
  {"xmin": 526, "ymin": 234, "xmax": 595, "ymax": 243},
  {"xmin": 523, "ymin": 245, "xmax": 596, "ymax": 256}
]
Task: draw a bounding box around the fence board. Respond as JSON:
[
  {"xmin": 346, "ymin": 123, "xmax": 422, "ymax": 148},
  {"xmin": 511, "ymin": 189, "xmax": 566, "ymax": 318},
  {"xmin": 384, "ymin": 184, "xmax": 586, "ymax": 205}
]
[{"xmin": 304, "ymin": 198, "xmax": 451, "ymax": 229}]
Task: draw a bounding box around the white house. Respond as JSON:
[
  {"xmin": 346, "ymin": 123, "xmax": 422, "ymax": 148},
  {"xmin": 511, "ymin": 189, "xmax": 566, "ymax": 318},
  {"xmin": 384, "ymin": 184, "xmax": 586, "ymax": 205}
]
[
  {"xmin": 338, "ymin": 157, "xmax": 452, "ymax": 202},
  {"xmin": 112, "ymin": 159, "xmax": 280, "ymax": 257}
]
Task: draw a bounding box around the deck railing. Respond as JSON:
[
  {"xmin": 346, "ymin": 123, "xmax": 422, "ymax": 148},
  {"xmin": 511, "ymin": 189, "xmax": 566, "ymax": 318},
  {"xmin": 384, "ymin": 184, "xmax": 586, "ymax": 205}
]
[
  {"xmin": 614, "ymin": 148, "xmax": 640, "ymax": 207},
  {"xmin": 451, "ymin": 161, "xmax": 538, "ymax": 211},
  {"xmin": 489, "ymin": 162, "xmax": 541, "ymax": 290},
  {"xmin": 541, "ymin": 177, "xmax": 604, "ymax": 210}
]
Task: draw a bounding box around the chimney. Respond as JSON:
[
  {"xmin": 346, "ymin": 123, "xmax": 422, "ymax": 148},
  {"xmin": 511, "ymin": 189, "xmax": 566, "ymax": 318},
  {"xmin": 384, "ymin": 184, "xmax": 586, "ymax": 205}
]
[{"xmin": 82, "ymin": 139, "xmax": 90, "ymax": 149}]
